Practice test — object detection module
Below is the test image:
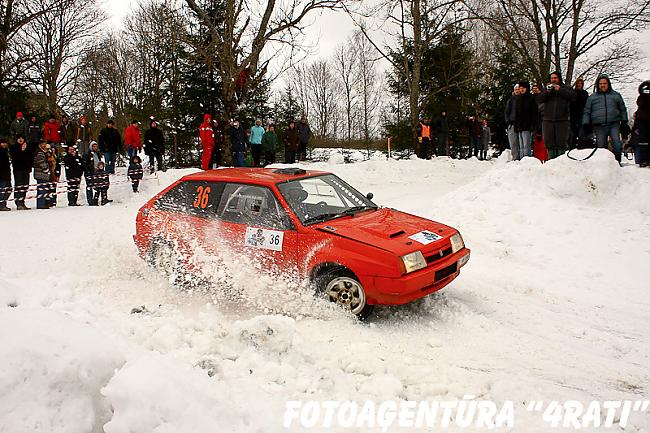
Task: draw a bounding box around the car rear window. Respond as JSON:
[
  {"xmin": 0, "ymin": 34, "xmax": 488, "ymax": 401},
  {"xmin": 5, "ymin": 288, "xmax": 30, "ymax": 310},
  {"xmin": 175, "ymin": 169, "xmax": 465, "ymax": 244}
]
[{"xmin": 155, "ymin": 181, "xmax": 224, "ymax": 218}]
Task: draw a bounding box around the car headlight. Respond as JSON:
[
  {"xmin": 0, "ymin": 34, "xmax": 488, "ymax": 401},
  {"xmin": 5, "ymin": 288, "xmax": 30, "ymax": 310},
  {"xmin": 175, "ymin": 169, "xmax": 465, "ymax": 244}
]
[
  {"xmin": 450, "ymin": 233, "xmax": 465, "ymax": 253},
  {"xmin": 401, "ymin": 251, "xmax": 427, "ymax": 274}
]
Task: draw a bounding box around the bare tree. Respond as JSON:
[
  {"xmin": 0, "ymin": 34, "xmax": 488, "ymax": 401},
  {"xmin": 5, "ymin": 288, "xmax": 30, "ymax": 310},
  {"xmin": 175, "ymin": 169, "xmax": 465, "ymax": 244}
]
[
  {"xmin": 345, "ymin": 0, "xmax": 469, "ymax": 155},
  {"xmin": 352, "ymin": 31, "xmax": 383, "ymax": 145},
  {"xmin": 0, "ymin": 0, "xmax": 58, "ymax": 88},
  {"xmin": 183, "ymin": 0, "xmax": 343, "ymax": 120},
  {"xmin": 18, "ymin": 0, "xmax": 106, "ymax": 113},
  {"xmin": 332, "ymin": 42, "xmax": 359, "ymax": 142},
  {"xmin": 305, "ymin": 59, "xmax": 339, "ymax": 138},
  {"xmin": 465, "ymin": 0, "xmax": 650, "ymax": 83}
]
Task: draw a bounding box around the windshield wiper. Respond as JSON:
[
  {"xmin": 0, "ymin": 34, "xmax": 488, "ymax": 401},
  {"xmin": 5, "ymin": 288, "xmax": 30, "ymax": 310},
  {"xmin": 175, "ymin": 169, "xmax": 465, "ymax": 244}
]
[
  {"xmin": 341, "ymin": 205, "xmax": 376, "ymax": 215},
  {"xmin": 302, "ymin": 212, "xmax": 348, "ymax": 225},
  {"xmin": 303, "ymin": 206, "xmax": 376, "ymax": 225}
]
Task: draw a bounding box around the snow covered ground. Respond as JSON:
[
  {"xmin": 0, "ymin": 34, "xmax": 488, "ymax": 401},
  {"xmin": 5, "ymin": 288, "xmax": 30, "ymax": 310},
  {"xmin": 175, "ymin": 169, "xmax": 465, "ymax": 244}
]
[{"xmin": 1, "ymin": 150, "xmax": 649, "ymax": 432}]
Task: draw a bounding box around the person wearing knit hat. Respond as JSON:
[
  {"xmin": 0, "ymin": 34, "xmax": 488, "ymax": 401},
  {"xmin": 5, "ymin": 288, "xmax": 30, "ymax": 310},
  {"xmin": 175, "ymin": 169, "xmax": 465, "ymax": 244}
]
[
  {"xmin": 512, "ymin": 80, "xmax": 538, "ymax": 159},
  {"xmin": 504, "ymin": 84, "xmax": 522, "ymax": 160},
  {"xmin": 570, "ymin": 77, "xmax": 589, "ymax": 149},
  {"xmin": 532, "ymin": 71, "xmax": 575, "ymax": 159},
  {"xmin": 630, "ymin": 80, "xmax": 650, "ymax": 166},
  {"xmin": 10, "ymin": 112, "xmax": 28, "ymax": 143}
]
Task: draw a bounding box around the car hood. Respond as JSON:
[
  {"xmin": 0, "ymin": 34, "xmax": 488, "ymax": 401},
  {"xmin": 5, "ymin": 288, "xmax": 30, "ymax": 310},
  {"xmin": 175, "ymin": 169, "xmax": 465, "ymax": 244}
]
[{"xmin": 314, "ymin": 207, "xmax": 456, "ymax": 256}]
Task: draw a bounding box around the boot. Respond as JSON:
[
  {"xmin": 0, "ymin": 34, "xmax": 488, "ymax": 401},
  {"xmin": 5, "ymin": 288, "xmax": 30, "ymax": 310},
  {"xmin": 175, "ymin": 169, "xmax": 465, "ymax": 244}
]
[{"xmin": 16, "ymin": 201, "xmax": 30, "ymax": 210}]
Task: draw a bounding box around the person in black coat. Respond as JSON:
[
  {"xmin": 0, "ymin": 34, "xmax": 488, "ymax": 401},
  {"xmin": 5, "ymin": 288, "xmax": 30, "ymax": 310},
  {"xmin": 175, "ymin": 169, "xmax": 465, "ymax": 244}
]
[
  {"xmin": 228, "ymin": 120, "xmax": 248, "ymax": 167},
  {"xmin": 144, "ymin": 120, "xmax": 165, "ymax": 173},
  {"xmin": 0, "ymin": 138, "xmax": 12, "ymax": 211},
  {"xmin": 128, "ymin": 155, "xmax": 143, "ymax": 192},
  {"xmin": 93, "ymin": 161, "xmax": 111, "ymax": 205},
  {"xmin": 82, "ymin": 141, "xmax": 103, "ymax": 206},
  {"xmin": 9, "ymin": 135, "xmax": 33, "ymax": 210},
  {"xmin": 98, "ymin": 119, "xmax": 121, "ymax": 174},
  {"xmin": 532, "ymin": 71, "xmax": 576, "ymax": 159},
  {"xmin": 63, "ymin": 145, "xmax": 83, "ymax": 206},
  {"xmin": 630, "ymin": 80, "xmax": 650, "ymax": 167},
  {"xmin": 513, "ymin": 81, "xmax": 538, "ymax": 159},
  {"xmin": 569, "ymin": 77, "xmax": 589, "ymax": 149}
]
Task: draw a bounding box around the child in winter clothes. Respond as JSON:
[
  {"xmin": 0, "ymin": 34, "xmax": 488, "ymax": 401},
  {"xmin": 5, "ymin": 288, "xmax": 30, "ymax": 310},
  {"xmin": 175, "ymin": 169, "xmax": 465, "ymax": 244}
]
[
  {"xmin": 128, "ymin": 155, "xmax": 143, "ymax": 192},
  {"xmin": 94, "ymin": 161, "xmax": 112, "ymax": 205}
]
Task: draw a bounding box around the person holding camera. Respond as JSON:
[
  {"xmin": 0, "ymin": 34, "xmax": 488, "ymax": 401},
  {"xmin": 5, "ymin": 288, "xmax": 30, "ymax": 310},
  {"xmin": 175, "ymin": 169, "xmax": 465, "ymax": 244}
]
[{"xmin": 532, "ymin": 71, "xmax": 575, "ymax": 159}]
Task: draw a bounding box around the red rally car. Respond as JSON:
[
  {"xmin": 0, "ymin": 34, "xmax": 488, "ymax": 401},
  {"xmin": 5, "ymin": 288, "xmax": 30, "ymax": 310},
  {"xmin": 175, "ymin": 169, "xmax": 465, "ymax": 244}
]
[{"xmin": 134, "ymin": 168, "xmax": 470, "ymax": 318}]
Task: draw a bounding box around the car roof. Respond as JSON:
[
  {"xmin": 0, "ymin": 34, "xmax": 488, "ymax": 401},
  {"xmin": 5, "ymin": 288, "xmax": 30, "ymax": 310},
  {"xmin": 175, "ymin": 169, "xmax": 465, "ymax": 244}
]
[{"xmin": 180, "ymin": 167, "xmax": 331, "ymax": 186}]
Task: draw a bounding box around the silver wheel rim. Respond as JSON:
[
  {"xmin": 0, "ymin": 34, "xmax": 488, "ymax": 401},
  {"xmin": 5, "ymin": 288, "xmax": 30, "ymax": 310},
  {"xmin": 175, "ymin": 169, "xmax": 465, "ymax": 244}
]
[{"xmin": 325, "ymin": 276, "xmax": 366, "ymax": 315}]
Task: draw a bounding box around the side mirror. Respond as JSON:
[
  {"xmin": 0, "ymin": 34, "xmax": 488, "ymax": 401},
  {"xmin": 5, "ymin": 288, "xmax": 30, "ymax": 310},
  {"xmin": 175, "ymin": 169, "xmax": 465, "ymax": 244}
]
[{"xmin": 366, "ymin": 192, "xmax": 374, "ymax": 200}]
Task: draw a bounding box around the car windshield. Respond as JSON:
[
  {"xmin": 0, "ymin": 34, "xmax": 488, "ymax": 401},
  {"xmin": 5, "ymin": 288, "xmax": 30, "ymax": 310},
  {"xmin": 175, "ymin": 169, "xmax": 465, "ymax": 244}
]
[{"xmin": 278, "ymin": 174, "xmax": 377, "ymax": 225}]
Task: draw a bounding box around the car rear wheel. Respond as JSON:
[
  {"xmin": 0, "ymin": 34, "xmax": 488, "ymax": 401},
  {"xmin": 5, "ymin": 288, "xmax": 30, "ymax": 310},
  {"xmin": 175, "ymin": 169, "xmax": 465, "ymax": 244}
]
[
  {"xmin": 315, "ymin": 268, "xmax": 374, "ymax": 320},
  {"xmin": 146, "ymin": 238, "xmax": 183, "ymax": 283}
]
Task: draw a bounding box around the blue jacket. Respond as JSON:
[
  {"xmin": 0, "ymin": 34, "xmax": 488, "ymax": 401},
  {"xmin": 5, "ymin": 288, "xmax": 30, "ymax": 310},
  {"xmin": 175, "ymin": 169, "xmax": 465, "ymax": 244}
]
[
  {"xmin": 583, "ymin": 76, "xmax": 628, "ymax": 125},
  {"xmin": 249, "ymin": 125, "xmax": 265, "ymax": 145}
]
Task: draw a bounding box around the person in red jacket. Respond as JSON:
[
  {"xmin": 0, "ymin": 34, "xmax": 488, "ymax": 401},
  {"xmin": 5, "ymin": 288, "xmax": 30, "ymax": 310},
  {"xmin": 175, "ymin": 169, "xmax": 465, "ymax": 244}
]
[
  {"xmin": 199, "ymin": 114, "xmax": 215, "ymax": 170},
  {"xmin": 43, "ymin": 114, "xmax": 62, "ymax": 160},
  {"xmin": 124, "ymin": 120, "xmax": 142, "ymax": 160}
]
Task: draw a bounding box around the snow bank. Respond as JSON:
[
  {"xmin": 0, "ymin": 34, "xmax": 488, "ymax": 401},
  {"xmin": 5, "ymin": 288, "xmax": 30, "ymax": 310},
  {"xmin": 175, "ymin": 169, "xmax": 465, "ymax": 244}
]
[
  {"xmin": 1, "ymin": 152, "xmax": 649, "ymax": 433},
  {"xmin": 0, "ymin": 307, "xmax": 124, "ymax": 433}
]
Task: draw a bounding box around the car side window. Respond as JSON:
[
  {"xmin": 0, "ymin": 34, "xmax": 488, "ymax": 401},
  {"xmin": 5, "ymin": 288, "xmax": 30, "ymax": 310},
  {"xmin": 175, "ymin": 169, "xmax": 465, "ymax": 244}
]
[
  {"xmin": 216, "ymin": 183, "xmax": 292, "ymax": 230},
  {"xmin": 155, "ymin": 181, "xmax": 224, "ymax": 218}
]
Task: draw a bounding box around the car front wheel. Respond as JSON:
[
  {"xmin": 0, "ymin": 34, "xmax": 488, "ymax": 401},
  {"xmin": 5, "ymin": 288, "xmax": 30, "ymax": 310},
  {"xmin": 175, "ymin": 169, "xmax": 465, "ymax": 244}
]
[{"xmin": 316, "ymin": 268, "xmax": 374, "ymax": 320}]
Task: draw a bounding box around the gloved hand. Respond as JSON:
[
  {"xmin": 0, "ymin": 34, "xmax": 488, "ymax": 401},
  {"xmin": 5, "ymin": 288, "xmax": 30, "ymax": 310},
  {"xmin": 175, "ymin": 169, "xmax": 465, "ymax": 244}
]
[
  {"xmin": 583, "ymin": 124, "xmax": 593, "ymax": 136},
  {"xmin": 620, "ymin": 121, "xmax": 631, "ymax": 140}
]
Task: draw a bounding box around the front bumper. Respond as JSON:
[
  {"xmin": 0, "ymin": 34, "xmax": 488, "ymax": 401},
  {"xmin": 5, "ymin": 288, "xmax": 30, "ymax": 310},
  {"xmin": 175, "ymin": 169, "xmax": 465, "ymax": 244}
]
[{"xmin": 363, "ymin": 248, "xmax": 470, "ymax": 305}]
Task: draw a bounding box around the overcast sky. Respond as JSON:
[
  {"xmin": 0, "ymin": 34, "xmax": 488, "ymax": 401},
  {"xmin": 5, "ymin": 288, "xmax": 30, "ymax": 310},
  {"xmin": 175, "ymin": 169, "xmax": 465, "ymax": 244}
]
[{"xmin": 105, "ymin": 0, "xmax": 650, "ymax": 106}]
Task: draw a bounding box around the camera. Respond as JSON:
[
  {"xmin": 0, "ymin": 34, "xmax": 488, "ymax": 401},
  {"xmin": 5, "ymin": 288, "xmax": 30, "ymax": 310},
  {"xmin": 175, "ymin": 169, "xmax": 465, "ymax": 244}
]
[{"xmin": 546, "ymin": 84, "xmax": 554, "ymax": 90}]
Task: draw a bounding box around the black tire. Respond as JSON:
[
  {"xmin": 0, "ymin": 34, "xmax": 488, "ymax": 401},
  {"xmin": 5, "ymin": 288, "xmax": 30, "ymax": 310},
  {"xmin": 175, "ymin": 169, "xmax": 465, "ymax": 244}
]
[
  {"xmin": 146, "ymin": 238, "xmax": 183, "ymax": 284},
  {"xmin": 314, "ymin": 267, "xmax": 374, "ymax": 320}
]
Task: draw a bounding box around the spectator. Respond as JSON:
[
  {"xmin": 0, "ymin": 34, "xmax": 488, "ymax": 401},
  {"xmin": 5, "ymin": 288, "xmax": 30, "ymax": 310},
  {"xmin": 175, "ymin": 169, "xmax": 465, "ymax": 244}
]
[
  {"xmin": 261, "ymin": 124, "xmax": 279, "ymax": 165},
  {"xmin": 10, "ymin": 135, "xmax": 32, "ymax": 210},
  {"xmin": 77, "ymin": 115, "xmax": 93, "ymax": 157},
  {"xmin": 82, "ymin": 141, "xmax": 102, "ymax": 206},
  {"xmin": 532, "ymin": 71, "xmax": 575, "ymax": 159},
  {"xmin": 417, "ymin": 118, "xmax": 432, "ymax": 159},
  {"xmin": 60, "ymin": 115, "xmax": 77, "ymax": 150},
  {"xmin": 63, "ymin": 145, "xmax": 83, "ymax": 206},
  {"xmin": 33, "ymin": 140, "xmax": 52, "ymax": 210},
  {"xmin": 10, "ymin": 112, "xmax": 28, "ymax": 142},
  {"xmin": 630, "ymin": 80, "xmax": 650, "ymax": 167},
  {"xmin": 98, "ymin": 119, "xmax": 121, "ymax": 174},
  {"xmin": 128, "ymin": 155, "xmax": 144, "ymax": 192},
  {"xmin": 250, "ymin": 119, "xmax": 265, "ymax": 167},
  {"xmin": 583, "ymin": 74, "xmax": 628, "ymax": 163},
  {"xmin": 125, "ymin": 120, "xmax": 142, "ymax": 160},
  {"xmin": 505, "ymin": 84, "xmax": 521, "ymax": 160},
  {"xmin": 0, "ymin": 138, "xmax": 11, "ymax": 211},
  {"xmin": 480, "ymin": 120, "xmax": 491, "ymax": 160},
  {"xmin": 228, "ymin": 120, "xmax": 248, "ymax": 167},
  {"xmin": 297, "ymin": 117, "xmax": 312, "ymax": 161},
  {"xmin": 43, "ymin": 115, "xmax": 61, "ymax": 158},
  {"xmin": 199, "ymin": 114, "xmax": 214, "ymax": 170},
  {"xmin": 514, "ymin": 81, "xmax": 538, "ymax": 159},
  {"xmin": 27, "ymin": 115, "xmax": 42, "ymax": 151},
  {"xmin": 93, "ymin": 161, "xmax": 111, "ymax": 205},
  {"xmin": 212, "ymin": 117, "xmax": 223, "ymax": 168},
  {"xmin": 283, "ymin": 121, "xmax": 300, "ymax": 164},
  {"xmin": 46, "ymin": 141, "xmax": 60, "ymax": 207},
  {"xmin": 144, "ymin": 120, "xmax": 165, "ymax": 173},
  {"xmin": 570, "ymin": 77, "xmax": 589, "ymax": 149},
  {"xmin": 433, "ymin": 111, "xmax": 449, "ymax": 156},
  {"xmin": 466, "ymin": 116, "xmax": 482, "ymax": 159}
]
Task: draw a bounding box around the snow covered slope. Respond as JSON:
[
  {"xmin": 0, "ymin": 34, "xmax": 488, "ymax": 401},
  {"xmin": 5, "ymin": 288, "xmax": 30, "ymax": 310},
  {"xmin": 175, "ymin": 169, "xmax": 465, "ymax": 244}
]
[{"xmin": 1, "ymin": 150, "xmax": 649, "ymax": 432}]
